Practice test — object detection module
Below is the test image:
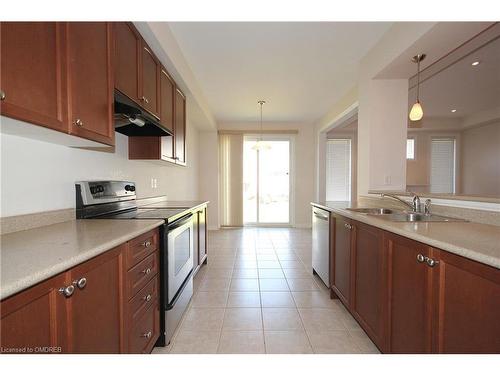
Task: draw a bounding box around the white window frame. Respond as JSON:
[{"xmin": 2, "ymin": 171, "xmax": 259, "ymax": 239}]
[
  {"xmin": 407, "ymin": 138, "xmax": 416, "ymax": 160},
  {"xmin": 325, "ymin": 138, "xmax": 352, "ymax": 202}
]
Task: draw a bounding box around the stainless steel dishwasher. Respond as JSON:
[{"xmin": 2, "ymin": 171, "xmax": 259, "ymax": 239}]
[{"xmin": 312, "ymin": 206, "xmax": 331, "ymax": 287}]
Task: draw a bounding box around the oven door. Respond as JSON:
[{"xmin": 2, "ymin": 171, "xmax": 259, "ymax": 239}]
[{"xmin": 167, "ymin": 213, "xmax": 194, "ymax": 305}]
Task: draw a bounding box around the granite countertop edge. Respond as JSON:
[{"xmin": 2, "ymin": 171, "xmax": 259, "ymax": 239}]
[
  {"xmin": 0, "ymin": 219, "xmax": 165, "ymax": 300},
  {"xmin": 311, "ymin": 202, "xmax": 500, "ymax": 270}
]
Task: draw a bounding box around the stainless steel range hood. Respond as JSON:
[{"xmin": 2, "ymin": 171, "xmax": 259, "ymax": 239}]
[{"xmin": 114, "ymin": 90, "xmax": 172, "ymax": 137}]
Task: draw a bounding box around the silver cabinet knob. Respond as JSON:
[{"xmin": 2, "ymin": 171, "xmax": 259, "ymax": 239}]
[
  {"xmin": 73, "ymin": 277, "xmax": 87, "ymax": 290},
  {"xmin": 0, "ymin": 90, "xmax": 5, "ymax": 101},
  {"xmin": 74, "ymin": 119, "xmax": 84, "ymax": 127},
  {"xmin": 142, "ymin": 331, "xmax": 152, "ymax": 339},
  {"xmin": 416, "ymin": 254, "xmax": 425, "ymax": 263},
  {"xmin": 59, "ymin": 284, "xmax": 75, "ymax": 298},
  {"xmin": 141, "ymin": 96, "xmax": 149, "ymax": 104},
  {"xmin": 142, "ymin": 267, "xmax": 152, "ymax": 275},
  {"xmin": 143, "ymin": 240, "xmax": 151, "ymax": 248},
  {"xmin": 143, "ymin": 294, "xmax": 152, "ymax": 302},
  {"xmin": 426, "ymin": 258, "xmax": 439, "ymax": 267}
]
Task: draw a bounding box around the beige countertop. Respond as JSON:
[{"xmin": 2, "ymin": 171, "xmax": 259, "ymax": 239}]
[
  {"xmin": 137, "ymin": 199, "xmax": 209, "ymax": 210},
  {"xmin": 311, "ymin": 201, "xmax": 500, "ymax": 270},
  {"xmin": 0, "ymin": 219, "xmax": 164, "ymax": 300}
]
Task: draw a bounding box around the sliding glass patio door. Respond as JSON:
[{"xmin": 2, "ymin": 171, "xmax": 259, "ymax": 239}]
[{"xmin": 243, "ymin": 136, "xmax": 292, "ymax": 225}]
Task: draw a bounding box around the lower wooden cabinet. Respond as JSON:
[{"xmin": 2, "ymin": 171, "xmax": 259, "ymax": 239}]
[
  {"xmin": 351, "ymin": 221, "xmax": 387, "ymax": 352},
  {"xmin": 193, "ymin": 205, "xmax": 208, "ymax": 275},
  {"xmin": 0, "ymin": 228, "xmax": 160, "ymax": 354},
  {"xmin": 331, "ymin": 213, "xmax": 352, "ymax": 307},
  {"xmin": 432, "ymin": 249, "xmax": 500, "ymax": 353},
  {"xmin": 328, "ymin": 211, "xmax": 500, "ymax": 354},
  {"xmin": 385, "ymin": 233, "xmax": 433, "ymax": 353},
  {"xmin": 0, "ymin": 273, "xmax": 68, "ymax": 353}
]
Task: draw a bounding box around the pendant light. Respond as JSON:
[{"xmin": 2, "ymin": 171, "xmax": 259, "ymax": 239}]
[
  {"xmin": 409, "ymin": 54, "xmax": 426, "ymax": 122},
  {"xmin": 252, "ymin": 100, "xmax": 270, "ymax": 151}
]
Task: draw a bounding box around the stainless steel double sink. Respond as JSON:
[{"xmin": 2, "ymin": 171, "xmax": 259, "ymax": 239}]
[{"xmin": 346, "ymin": 207, "xmax": 467, "ymax": 222}]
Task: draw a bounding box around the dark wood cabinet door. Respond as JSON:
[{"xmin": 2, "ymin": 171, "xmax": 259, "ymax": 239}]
[
  {"xmin": 66, "ymin": 22, "xmax": 114, "ymax": 145},
  {"xmin": 331, "ymin": 213, "xmax": 352, "ymax": 306},
  {"xmin": 174, "ymin": 88, "xmax": 186, "ymax": 165},
  {"xmin": 432, "ymin": 249, "xmax": 500, "ymax": 353},
  {"xmin": 198, "ymin": 207, "xmax": 208, "ymax": 265},
  {"xmin": 67, "ymin": 246, "xmax": 123, "ymax": 353},
  {"xmin": 140, "ymin": 41, "xmax": 160, "ymax": 117},
  {"xmin": 114, "ymin": 22, "xmax": 140, "ymax": 102},
  {"xmin": 0, "ymin": 273, "xmax": 68, "ymax": 353},
  {"xmin": 386, "ymin": 233, "xmax": 432, "ymax": 353},
  {"xmin": 351, "ymin": 221, "xmax": 387, "ymax": 351},
  {"xmin": 0, "ymin": 22, "xmax": 68, "ymax": 132},
  {"xmin": 160, "ymin": 68, "xmax": 175, "ymax": 133}
]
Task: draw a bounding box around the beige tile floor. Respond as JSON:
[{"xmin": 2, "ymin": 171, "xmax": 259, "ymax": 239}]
[{"xmin": 153, "ymin": 227, "xmax": 380, "ymax": 354}]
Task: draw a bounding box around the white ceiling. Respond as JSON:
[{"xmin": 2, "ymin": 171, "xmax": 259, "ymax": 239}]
[
  {"xmin": 408, "ymin": 35, "xmax": 500, "ymax": 120},
  {"xmin": 168, "ymin": 22, "xmax": 392, "ymax": 123}
]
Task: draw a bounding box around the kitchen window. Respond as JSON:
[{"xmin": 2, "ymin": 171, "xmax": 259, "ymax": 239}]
[
  {"xmin": 406, "ymin": 138, "xmax": 415, "ymax": 160},
  {"xmin": 430, "ymin": 138, "xmax": 456, "ymax": 193},
  {"xmin": 326, "ymin": 139, "xmax": 351, "ymax": 201}
]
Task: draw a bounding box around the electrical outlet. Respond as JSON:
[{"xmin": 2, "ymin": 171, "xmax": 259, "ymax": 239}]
[
  {"xmin": 151, "ymin": 178, "xmax": 158, "ymax": 189},
  {"xmin": 384, "ymin": 175, "xmax": 391, "ymax": 185}
]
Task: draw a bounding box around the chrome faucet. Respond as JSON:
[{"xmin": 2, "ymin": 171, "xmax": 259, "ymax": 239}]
[{"xmin": 380, "ymin": 193, "xmax": 421, "ymax": 213}]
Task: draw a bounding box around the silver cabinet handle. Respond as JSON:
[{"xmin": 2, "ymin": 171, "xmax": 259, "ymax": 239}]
[
  {"xmin": 142, "ymin": 331, "xmax": 152, "ymax": 339},
  {"xmin": 0, "ymin": 90, "xmax": 5, "ymax": 101},
  {"xmin": 73, "ymin": 277, "xmax": 87, "ymax": 290},
  {"xmin": 59, "ymin": 284, "xmax": 75, "ymax": 298},
  {"xmin": 426, "ymin": 257, "xmax": 439, "ymax": 267},
  {"xmin": 416, "ymin": 254, "xmax": 425, "ymax": 263},
  {"xmin": 141, "ymin": 96, "xmax": 149, "ymax": 104},
  {"xmin": 143, "ymin": 294, "xmax": 152, "ymax": 302},
  {"xmin": 143, "ymin": 240, "xmax": 151, "ymax": 248},
  {"xmin": 344, "ymin": 223, "xmax": 353, "ymax": 230},
  {"xmin": 142, "ymin": 268, "xmax": 152, "ymax": 275},
  {"xmin": 74, "ymin": 119, "xmax": 84, "ymax": 127}
]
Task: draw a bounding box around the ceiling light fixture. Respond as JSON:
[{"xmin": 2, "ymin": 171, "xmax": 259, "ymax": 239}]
[
  {"xmin": 252, "ymin": 100, "xmax": 271, "ymax": 151},
  {"xmin": 451, "ymin": 109, "xmax": 457, "ymax": 113},
  {"xmin": 409, "ymin": 54, "xmax": 426, "ymax": 122},
  {"xmin": 471, "ymin": 61, "xmax": 480, "ymax": 66}
]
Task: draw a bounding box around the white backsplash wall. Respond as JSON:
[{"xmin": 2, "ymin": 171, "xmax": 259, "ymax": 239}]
[{"xmin": 0, "ymin": 125, "xmax": 199, "ymax": 218}]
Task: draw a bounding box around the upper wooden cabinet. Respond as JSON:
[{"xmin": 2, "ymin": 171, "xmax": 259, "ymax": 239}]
[
  {"xmin": 140, "ymin": 41, "xmax": 160, "ymax": 117},
  {"xmin": 114, "ymin": 22, "xmax": 160, "ymax": 119},
  {"xmin": 0, "ymin": 22, "xmax": 68, "ymax": 132},
  {"xmin": 66, "ymin": 22, "xmax": 114, "ymax": 146},
  {"xmin": 114, "ymin": 22, "xmax": 140, "ymax": 102},
  {"xmin": 160, "ymin": 68, "xmax": 175, "ymax": 133},
  {"xmin": 0, "ymin": 22, "xmax": 114, "ymax": 146},
  {"xmin": 174, "ymin": 88, "xmax": 187, "ymax": 165}
]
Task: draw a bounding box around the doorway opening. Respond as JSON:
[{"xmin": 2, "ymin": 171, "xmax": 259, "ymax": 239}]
[{"xmin": 243, "ymin": 136, "xmax": 293, "ymax": 225}]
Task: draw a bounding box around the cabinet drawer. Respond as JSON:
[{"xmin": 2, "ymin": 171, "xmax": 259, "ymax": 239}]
[
  {"xmin": 126, "ymin": 229, "xmax": 158, "ymax": 269},
  {"xmin": 129, "ymin": 303, "xmax": 159, "ymax": 354},
  {"xmin": 127, "ymin": 252, "xmax": 159, "ymax": 299},
  {"xmin": 129, "ymin": 276, "xmax": 158, "ymax": 324}
]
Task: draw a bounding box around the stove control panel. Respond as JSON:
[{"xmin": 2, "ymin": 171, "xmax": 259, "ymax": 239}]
[{"xmin": 76, "ymin": 181, "xmax": 136, "ymax": 207}]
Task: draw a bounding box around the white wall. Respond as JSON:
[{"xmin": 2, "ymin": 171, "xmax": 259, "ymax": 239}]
[
  {"xmin": 0, "ymin": 119, "xmax": 200, "ymax": 217},
  {"xmin": 460, "ymin": 121, "xmax": 500, "ymax": 197},
  {"xmin": 216, "ymin": 122, "xmax": 316, "ymax": 228}
]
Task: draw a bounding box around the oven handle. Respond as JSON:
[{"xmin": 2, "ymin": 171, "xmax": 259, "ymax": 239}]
[{"xmin": 168, "ymin": 212, "xmax": 193, "ymax": 230}]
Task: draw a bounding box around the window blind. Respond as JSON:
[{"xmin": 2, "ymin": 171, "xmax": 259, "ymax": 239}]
[
  {"xmin": 430, "ymin": 138, "xmax": 455, "ymax": 193},
  {"xmin": 326, "ymin": 139, "xmax": 351, "ymax": 201}
]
